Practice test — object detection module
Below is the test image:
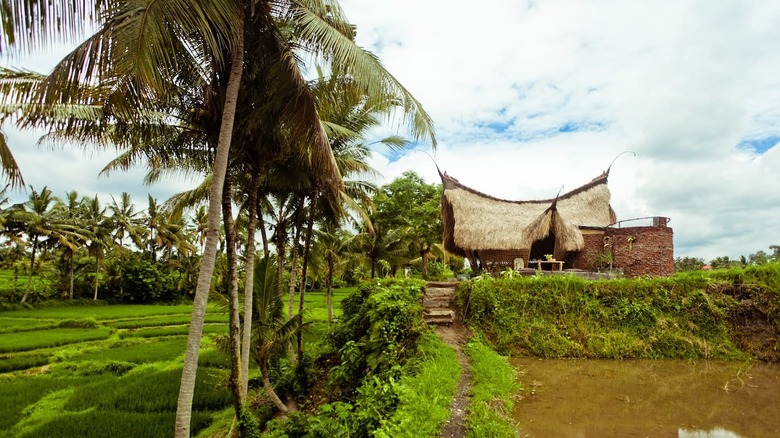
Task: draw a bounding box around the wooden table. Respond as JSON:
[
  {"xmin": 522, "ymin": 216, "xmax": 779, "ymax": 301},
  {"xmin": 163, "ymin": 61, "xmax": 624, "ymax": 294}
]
[{"xmin": 529, "ymin": 260, "xmax": 565, "ymax": 271}]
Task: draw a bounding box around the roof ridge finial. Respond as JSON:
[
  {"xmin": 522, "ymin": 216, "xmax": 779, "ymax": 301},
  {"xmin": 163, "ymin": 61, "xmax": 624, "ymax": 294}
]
[{"xmin": 606, "ymin": 151, "xmax": 636, "ymax": 176}]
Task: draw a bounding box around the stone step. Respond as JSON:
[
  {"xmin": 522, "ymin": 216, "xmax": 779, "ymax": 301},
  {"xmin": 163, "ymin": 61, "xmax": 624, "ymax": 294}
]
[
  {"xmin": 424, "ymin": 308, "xmax": 455, "ymax": 325},
  {"xmin": 423, "ymin": 296, "xmax": 455, "ymax": 308},
  {"xmin": 426, "ymin": 281, "xmax": 458, "ymax": 289},
  {"xmin": 425, "ymin": 287, "xmax": 456, "ymax": 296}
]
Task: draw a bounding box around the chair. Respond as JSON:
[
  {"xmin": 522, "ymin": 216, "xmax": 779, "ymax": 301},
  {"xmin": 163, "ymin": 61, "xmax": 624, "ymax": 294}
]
[{"xmin": 513, "ymin": 257, "xmax": 525, "ymax": 271}]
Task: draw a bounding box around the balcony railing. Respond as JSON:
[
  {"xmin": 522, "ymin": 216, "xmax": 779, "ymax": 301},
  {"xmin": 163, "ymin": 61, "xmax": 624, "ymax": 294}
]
[{"xmin": 607, "ymin": 216, "xmax": 670, "ymax": 229}]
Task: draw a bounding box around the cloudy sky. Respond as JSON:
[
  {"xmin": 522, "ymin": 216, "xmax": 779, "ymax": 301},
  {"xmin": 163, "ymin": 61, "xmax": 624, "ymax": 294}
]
[{"xmin": 5, "ymin": 0, "xmax": 780, "ymax": 261}]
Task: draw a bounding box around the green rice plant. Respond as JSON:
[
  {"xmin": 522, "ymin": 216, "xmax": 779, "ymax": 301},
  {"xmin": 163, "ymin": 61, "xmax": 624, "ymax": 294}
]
[
  {"xmin": 374, "ymin": 333, "xmax": 461, "ymax": 438},
  {"xmin": 63, "ymin": 363, "xmax": 231, "ymax": 413},
  {"xmin": 106, "ymin": 313, "xmax": 227, "ymax": 329},
  {"xmin": 0, "ymin": 327, "xmax": 114, "ymax": 354},
  {"xmin": 0, "ymin": 318, "xmax": 58, "ymax": 333},
  {"xmin": 464, "ymin": 341, "xmax": 520, "ymax": 438},
  {"xmin": 118, "ymin": 323, "xmax": 226, "ymax": 339},
  {"xmin": 0, "ymin": 353, "xmax": 50, "ymax": 373},
  {"xmin": 0, "ymin": 304, "xmax": 201, "ymax": 321},
  {"xmin": 71, "ymin": 338, "xmax": 187, "ymax": 364},
  {"xmin": 55, "ymin": 360, "xmax": 136, "ymax": 376},
  {"xmin": 56, "ymin": 318, "xmax": 100, "ymax": 329},
  {"xmin": 0, "ymin": 373, "xmax": 104, "ymax": 432},
  {"xmin": 197, "ymin": 348, "xmax": 231, "ymax": 369},
  {"xmin": 14, "ymin": 410, "xmax": 215, "ymax": 438}
]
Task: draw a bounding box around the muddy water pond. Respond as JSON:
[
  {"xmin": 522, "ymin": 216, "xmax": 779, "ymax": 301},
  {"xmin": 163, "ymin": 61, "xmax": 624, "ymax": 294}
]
[{"xmin": 511, "ymin": 359, "xmax": 780, "ymax": 438}]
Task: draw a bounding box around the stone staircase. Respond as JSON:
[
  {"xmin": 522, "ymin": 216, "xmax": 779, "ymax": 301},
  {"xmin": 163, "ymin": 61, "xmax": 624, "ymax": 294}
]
[{"xmin": 423, "ymin": 281, "xmax": 458, "ymax": 325}]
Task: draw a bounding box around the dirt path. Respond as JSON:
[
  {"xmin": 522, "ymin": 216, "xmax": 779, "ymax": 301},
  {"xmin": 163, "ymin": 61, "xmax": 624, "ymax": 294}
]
[{"xmin": 436, "ymin": 324, "xmax": 472, "ymax": 438}]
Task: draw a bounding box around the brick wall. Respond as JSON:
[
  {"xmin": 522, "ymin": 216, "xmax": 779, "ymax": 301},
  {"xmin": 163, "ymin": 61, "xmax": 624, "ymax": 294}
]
[
  {"xmin": 607, "ymin": 226, "xmax": 674, "ymax": 277},
  {"xmin": 570, "ymin": 225, "xmax": 674, "ymax": 277}
]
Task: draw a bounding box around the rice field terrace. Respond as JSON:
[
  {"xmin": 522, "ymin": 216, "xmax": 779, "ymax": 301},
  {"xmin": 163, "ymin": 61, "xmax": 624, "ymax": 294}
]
[{"xmin": 0, "ymin": 288, "xmax": 352, "ymax": 437}]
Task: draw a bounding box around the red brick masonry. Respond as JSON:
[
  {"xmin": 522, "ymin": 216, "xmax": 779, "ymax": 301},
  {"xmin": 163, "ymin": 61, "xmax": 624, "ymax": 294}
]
[{"xmin": 571, "ymin": 224, "xmax": 674, "ymax": 277}]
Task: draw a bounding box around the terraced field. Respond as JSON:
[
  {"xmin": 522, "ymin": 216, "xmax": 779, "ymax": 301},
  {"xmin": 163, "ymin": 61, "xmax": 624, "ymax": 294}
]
[
  {"xmin": 0, "ymin": 288, "xmax": 353, "ymax": 437},
  {"xmin": 0, "ymin": 304, "xmax": 231, "ymax": 437}
]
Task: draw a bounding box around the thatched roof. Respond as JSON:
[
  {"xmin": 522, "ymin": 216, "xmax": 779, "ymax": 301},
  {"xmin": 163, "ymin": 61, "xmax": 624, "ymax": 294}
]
[{"xmin": 441, "ymin": 171, "xmax": 617, "ymax": 256}]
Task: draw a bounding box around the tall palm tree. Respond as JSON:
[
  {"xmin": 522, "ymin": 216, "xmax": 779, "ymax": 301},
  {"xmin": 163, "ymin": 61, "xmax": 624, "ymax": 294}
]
[
  {"xmin": 56, "ymin": 190, "xmax": 88, "ymax": 300},
  {"xmin": 314, "ymin": 222, "xmax": 354, "ymax": 323},
  {"xmin": 3, "ymin": 2, "xmax": 436, "ymax": 434},
  {"xmin": 6, "ymin": 186, "xmax": 63, "ymax": 302},
  {"xmin": 108, "ymin": 192, "xmax": 142, "ymax": 297},
  {"xmin": 80, "ymin": 195, "xmax": 113, "ymax": 300},
  {"xmin": 250, "ymin": 255, "xmax": 307, "ymax": 416}
]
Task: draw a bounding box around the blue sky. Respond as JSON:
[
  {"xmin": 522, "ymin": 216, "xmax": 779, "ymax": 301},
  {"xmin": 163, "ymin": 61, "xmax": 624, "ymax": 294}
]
[
  {"xmin": 4, "ymin": 0, "xmax": 780, "ymax": 261},
  {"xmin": 342, "ymin": 0, "xmax": 780, "ymax": 261}
]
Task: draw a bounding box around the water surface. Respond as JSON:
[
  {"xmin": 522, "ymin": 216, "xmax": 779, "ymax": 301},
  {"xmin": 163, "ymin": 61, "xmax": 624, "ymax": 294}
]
[{"xmin": 511, "ymin": 359, "xmax": 780, "ymax": 438}]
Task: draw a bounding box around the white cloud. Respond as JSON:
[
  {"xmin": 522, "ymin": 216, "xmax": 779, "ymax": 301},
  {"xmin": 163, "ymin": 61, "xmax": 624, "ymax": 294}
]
[
  {"xmin": 5, "ymin": 0, "xmax": 780, "ymax": 261},
  {"xmin": 344, "ymin": 0, "xmax": 780, "ymax": 260}
]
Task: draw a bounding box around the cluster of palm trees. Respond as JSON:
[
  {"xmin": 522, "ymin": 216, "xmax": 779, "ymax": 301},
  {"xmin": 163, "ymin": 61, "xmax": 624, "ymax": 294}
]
[
  {"xmin": 1, "ymin": 0, "xmax": 436, "ymax": 434},
  {"xmin": 0, "ymin": 187, "xmax": 195, "ymax": 302}
]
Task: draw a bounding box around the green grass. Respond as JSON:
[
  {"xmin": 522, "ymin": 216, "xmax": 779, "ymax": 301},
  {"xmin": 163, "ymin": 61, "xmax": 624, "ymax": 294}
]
[
  {"xmin": 0, "ymin": 363, "xmax": 229, "ymax": 438},
  {"xmin": 0, "ymin": 327, "xmax": 114, "ymax": 353},
  {"xmin": 0, "ymin": 304, "xmax": 200, "ymax": 320},
  {"xmin": 464, "ymin": 341, "xmax": 520, "ymax": 438},
  {"xmin": 106, "ymin": 313, "xmax": 227, "ymax": 329},
  {"xmin": 375, "ymin": 333, "xmax": 461, "ymax": 438},
  {"xmin": 118, "ymin": 323, "xmax": 227, "ymax": 339},
  {"xmin": 0, "ymin": 317, "xmax": 58, "ymax": 333},
  {"xmin": 71, "ymin": 338, "xmax": 188, "ymax": 364},
  {"xmin": 0, "ymin": 286, "xmax": 361, "ymax": 437},
  {"xmin": 459, "ymin": 264, "xmax": 780, "ymax": 360}
]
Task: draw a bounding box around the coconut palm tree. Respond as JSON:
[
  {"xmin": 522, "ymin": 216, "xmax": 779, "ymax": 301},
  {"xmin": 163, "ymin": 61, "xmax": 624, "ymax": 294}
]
[
  {"xmin": 3, "ymin": 2, "xmax": 436, "ymax": 434},
  {"xmin": 56, "ymin": 191, "xmax": 88, "ymax": 300},
  {"xmin": 79, "ymin": 195, "xmax": 114, "ymax": 300},
  {"xmin": 108, "ymin": 192, "xmax": 143, "ymax": 297},
  {"xmin": 5, "ymin": 186, "xmax": 64, "ymax": 302},
  {"xmin": 250, "ymin": 255, "xmax": 307, "ymax": 415}
]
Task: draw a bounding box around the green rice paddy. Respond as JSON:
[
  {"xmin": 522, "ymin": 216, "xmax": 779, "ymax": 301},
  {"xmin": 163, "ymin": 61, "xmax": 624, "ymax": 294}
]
[{"xmin": 0, "ymin": 287, "xmax": 354, "ymax": 437}]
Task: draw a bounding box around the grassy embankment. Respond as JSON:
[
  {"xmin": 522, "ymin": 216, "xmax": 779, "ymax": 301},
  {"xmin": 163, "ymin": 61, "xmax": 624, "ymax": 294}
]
[
  {"xmin": 457, "ymin": 263, "xmax": 780, "ymax": 361},
  {"xmin": 0, "ymin": 288, "xmax": 354, "ymax": 437},
  {"xmin": 0, "ymin": 281, "xmax": 524, "ymax": 437}
]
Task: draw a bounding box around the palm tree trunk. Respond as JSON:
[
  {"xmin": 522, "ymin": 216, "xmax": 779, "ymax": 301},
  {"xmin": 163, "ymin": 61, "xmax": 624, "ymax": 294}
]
[
  {"xmin": 421, "ymin": 247, "xmax": 429, "ymax": 279},
  {"xmin": 175, "ymin": 16, "xmax": 244, "ymax": 438},
  {"xmin": 68, "ymin": 254, "xmax": 74, "ymax": 300},
  {"xmin": 222, "ymin": 173, "xmax": 246, "ymax": 421},
  {"xmin": 258, "ymin": 208, "xmax": 269, "ymax": 259},
  {"xmin": 327, "ymin": 255, "xmax": 334, "ymax": 324},
  {"xmin": 286, "ymin": 216, "xmax": 301, "ymax": 363},
  {"xmin": 93, "ymin": 254, "xmax": 100, "ymax": 300},
  {"xmin": 240, "ymin": 171, "xmax": 261, "ymax": 399},
  {"xmin": 297, "ymin": 191, "xmax": 318, "ymax": 363},
  {"xmin": 21, "ymin": 235, "xmax": 38, "ymax": 303},
  {"xmin": 261, "ymin": 361, "xmax": 288, "ymax": 415}
]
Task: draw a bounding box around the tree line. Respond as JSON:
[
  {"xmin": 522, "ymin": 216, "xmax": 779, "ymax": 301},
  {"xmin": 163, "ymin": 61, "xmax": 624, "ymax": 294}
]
[
  {"xmin": 0, "ymin": 0, "xmax": 451, "ymax": 434},
  {"xmin": 674, "ymin": 245, "xmax": 780, "ymax": 272}
]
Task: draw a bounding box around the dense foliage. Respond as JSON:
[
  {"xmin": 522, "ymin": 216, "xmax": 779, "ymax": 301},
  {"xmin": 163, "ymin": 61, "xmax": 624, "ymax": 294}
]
[
  {"xmin": 264, "ymin": 279, "xmax": 459, "ymax": 437},
  {"xmin": 458, "ymin": 263, "xmax": 780, "ymax": 361}
]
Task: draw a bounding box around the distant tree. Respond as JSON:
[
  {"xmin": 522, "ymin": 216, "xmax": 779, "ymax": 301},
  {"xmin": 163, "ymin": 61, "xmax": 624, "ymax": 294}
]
[
  {"xmin": 374, "ymin": 171, "xmax": 443, "ymax": 278},
  {"xmin": 770, "ymin": 245, "xmax": 780, "ymax": 262},
  {"xmin": 709, "ymin": 256, "xmax": 742, "ymax": 270},
  {"xmin": 674, "ymin": 256, "xmax": 705, "ymax": 272},
  {"xmin": 6, "ymin": 186, "xmax": 64, "ymax": 302},
  {"xmin": 748, "ymin": 250, "xmax": 769, "ymax": 266}
]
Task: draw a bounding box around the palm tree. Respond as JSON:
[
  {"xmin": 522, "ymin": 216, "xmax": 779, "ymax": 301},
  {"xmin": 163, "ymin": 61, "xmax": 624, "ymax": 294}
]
[
  {"xmin": 56, "ymin": 191, "xmax": 87, "ymax": 300},
  {"xmin": 3, "ymin": 2, "xmax": 436, "ymax": 434},
  {"xmin": 251, "ymin": 255, "xmax": 307, "ymax": 416},
  {"xmin": 314, "ymin": 222, "xmax": 354, "ymax": 323},
  {"xmin": 5, "ymin": 186, "xmax": 64, "ymax": 302},
  {"xmin": 108, "ymin": 192, "xmax": 142, "ymax": 297},
  {"xmin": 80, "ymin": 195, "xmax": 113, "ymax": 300}
]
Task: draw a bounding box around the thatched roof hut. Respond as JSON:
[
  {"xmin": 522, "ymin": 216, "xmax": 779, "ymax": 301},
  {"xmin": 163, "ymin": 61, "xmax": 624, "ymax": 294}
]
[{"xmin": 440, "ymin": 170, "xmax": 617, "ymax": 269}]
